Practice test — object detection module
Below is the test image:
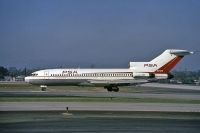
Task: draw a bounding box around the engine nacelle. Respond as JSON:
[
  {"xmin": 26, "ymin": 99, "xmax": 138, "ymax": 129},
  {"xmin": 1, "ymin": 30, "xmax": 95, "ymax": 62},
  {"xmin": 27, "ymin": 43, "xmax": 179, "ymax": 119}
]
[
  {"xmin": 154, "ymin": 74, "xmax": 168, "ymax": 79},
  {"xmin": 133, "ymin": 73, "xmax": 154, "ymax": 79},
  {"xmin": 154, "ymin": 73, "xmax": 174, "ymax": 79},
  {"xmin": 133, "ymin": 72, "xmax": 174, "ymax": 80}
]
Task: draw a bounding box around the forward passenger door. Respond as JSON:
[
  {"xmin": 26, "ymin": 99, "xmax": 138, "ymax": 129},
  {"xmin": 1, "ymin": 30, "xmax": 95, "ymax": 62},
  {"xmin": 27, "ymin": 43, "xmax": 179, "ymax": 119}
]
[{"xmin": 44, "ymin": 71, "xmax": 49, "ymax": 79}]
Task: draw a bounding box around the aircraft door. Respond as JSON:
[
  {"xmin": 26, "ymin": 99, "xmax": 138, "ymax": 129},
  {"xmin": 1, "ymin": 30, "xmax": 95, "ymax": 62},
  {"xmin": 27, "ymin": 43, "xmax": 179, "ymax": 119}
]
[{"xmin": 44, "ymin": 71, "xmax": 49, "ymax": 79}]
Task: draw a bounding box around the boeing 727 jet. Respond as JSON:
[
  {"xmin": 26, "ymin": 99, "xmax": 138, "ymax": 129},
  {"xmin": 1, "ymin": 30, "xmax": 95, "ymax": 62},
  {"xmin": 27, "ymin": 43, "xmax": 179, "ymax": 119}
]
[{"xmin": 25, "ymin": 49, "xmax": 193, "ymax": 92}]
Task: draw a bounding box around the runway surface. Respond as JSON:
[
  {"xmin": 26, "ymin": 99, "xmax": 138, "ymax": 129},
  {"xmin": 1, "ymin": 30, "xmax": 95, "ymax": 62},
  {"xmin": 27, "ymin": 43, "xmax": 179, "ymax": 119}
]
[
  {"xmin": 1, "ymin": 111, "xmax": 200, "ymax": 133},
  {"xmin": 1, "ymin": 102, "xmax": 200, "ymax": 112},
  {"xmin": 1, "ymin": 83, "xmax": 200, "ymax": 112},
  {"xmin": 1, "ymin": 83, "xmax": 200, "ymax": 132},
  {"xmin": 142, "ymin": 83, "xmax": 200, "ymax": 90},
  {"xmin": 1, "ymin": 91, "xmax": 200, "ymax": 100}
]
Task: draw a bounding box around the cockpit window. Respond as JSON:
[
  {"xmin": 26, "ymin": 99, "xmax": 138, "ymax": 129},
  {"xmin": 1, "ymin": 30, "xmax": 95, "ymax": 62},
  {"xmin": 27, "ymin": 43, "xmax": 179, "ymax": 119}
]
[{"xmin": 31, "ymin": 73, "xmax": 38, "ymax": 76}]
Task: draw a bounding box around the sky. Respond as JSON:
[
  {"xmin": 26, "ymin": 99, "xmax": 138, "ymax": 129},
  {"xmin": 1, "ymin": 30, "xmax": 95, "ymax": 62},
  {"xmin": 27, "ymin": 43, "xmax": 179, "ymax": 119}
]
[{"xmin": 0, "ymin": 0, "xmax": 200, "ymax": 70}]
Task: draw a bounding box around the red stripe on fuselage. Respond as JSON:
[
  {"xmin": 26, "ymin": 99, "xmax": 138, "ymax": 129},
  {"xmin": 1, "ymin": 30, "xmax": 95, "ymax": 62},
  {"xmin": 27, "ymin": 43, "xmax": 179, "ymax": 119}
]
[{"xmin": 154, "ymin": 56, "xmax": 183, "ymax": 74}]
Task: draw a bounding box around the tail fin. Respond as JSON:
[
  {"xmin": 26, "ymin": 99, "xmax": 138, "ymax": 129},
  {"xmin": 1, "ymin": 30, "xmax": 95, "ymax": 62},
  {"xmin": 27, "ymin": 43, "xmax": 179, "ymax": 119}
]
[{"xmin": 129, "ymin": 49, "xmax": 193, "ymax": 73}]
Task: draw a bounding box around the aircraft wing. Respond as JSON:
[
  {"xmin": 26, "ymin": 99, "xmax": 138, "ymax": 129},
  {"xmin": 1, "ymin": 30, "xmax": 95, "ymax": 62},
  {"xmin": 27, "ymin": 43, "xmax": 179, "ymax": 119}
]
[{"xmin": 88, "ymin": 79, "xmax": 149, "ymax": 86}]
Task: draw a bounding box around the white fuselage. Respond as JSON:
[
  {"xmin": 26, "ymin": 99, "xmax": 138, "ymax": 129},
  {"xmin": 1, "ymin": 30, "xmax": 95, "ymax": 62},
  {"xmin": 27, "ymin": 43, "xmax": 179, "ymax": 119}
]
[
  {"xmin": 25, "ymin": 49, "xmax": 193, "ymax": 91},
  {"xmin": 25, "ymin": 68, "xmax": 134, "ymax": 86}
]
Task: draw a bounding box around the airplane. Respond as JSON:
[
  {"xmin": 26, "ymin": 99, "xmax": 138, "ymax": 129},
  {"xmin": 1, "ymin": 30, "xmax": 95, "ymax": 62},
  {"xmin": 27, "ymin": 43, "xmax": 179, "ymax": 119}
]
[{"xmin": 25, "ymin": 49, "xmax": 193, "ymax": 92}]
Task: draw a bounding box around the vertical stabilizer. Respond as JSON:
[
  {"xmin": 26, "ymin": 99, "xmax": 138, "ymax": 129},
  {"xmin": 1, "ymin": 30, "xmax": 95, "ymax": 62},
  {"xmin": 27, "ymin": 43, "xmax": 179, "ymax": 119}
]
[{"xmin": 130, "ymin": 49, "xmax": 193, "ymax": 73}]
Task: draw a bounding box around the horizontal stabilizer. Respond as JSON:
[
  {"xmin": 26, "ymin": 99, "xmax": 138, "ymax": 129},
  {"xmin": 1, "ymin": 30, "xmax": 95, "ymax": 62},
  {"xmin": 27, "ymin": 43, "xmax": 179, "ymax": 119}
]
[{"xmin": 169, "ymin": 49, "xmax": 194, "ymax": 56}]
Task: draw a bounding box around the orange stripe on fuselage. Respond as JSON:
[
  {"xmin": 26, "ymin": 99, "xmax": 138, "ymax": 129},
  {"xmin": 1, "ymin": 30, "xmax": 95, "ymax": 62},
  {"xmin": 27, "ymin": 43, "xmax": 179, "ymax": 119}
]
[{"xmin": 155, "ymin": 56, "xmax": 183, "ymax": 74}]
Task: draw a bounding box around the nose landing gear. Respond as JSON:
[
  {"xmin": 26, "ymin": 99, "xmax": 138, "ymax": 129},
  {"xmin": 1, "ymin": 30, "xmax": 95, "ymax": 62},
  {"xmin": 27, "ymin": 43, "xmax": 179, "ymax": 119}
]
[
  {"xmin": 104, "ymin": 86, "xmax": 119, "ymax": 92},
  {"xmin": 40, "ymin": 85, "xmax": 47, "ymax": 91}
]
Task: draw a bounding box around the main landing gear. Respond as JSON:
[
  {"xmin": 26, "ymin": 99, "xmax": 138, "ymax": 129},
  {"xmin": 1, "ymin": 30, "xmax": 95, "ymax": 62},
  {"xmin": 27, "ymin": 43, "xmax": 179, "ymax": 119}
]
[
  {"xmin": 40, "ymin": 85, "xmax": 47, "ymax": 91},
  {"xmin": 104, "ymin": 86, "xmax": 119, "ymax": 92}
]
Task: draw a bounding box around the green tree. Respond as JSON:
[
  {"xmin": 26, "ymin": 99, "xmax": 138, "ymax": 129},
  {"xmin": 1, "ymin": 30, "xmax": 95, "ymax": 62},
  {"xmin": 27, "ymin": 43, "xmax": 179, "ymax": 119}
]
[{"xmin": 0, "ymin": 66, "xmax": 8, "ymax": 79}]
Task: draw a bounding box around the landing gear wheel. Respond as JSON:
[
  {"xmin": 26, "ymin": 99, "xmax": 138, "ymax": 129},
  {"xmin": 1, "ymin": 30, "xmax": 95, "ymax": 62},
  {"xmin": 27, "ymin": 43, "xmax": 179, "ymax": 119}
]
[
  {"xmin": 40, "ymin": 85, "xmax": 47, "ymax": 91},
  {"xmin": 104, "ymin": 86, "xmax": 119, "ymax": 92},
  {"xmin": 106, "ymin": 86, "xmax": 112, "ymax": 92},
  {"xmin": 113, "ymin": 87, "xmax": 119, "ymax": 92}
]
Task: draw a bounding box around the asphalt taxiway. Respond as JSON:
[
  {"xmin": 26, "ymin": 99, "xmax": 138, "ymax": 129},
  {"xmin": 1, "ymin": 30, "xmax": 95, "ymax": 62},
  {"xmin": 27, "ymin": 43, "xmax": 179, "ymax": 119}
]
[
  {"xmin": 0, "ymin": 83, "xmax": 200, "ymax": 112},
  {"xmin": 142, "ymin": 83, "xmax": 200, "ymax": 90},
  {"xmin": 1, "ymin": 102, "xmax": 200, "ymax": 112},
  {"xmin": 0, "ymin": 91, "xmax": 200, "ymax": 100}
]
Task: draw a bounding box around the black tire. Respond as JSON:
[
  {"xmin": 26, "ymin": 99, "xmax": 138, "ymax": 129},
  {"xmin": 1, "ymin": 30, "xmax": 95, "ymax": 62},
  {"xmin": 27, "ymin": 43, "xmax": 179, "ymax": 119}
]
[
  {"xmin": 41, "ymin": 87, "xmax": 46, "ymax": 91},
  {"xmin": 105, "ymin": 86, "xmax": 112, "ymax": 92},
  {"xmin": 113, "ymin": 87, "xmax": 119, "ymax": 92}
]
